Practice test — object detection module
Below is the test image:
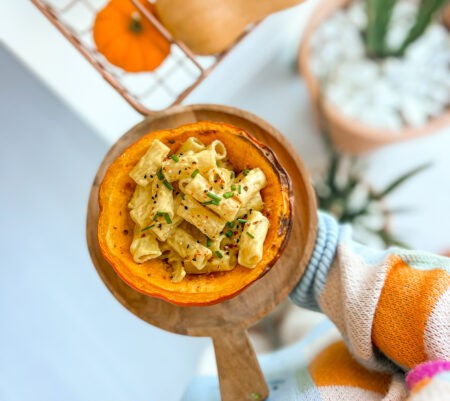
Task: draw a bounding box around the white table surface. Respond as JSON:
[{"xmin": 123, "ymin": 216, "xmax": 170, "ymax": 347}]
[{"xmin": 1, "ymin": 1, "xmax": 450, "ymax": 401}]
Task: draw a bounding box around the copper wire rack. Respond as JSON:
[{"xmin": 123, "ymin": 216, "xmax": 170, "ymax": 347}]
[{"xmin": 31, "ymin": 0, "xmax": 254, "ymax": 115}]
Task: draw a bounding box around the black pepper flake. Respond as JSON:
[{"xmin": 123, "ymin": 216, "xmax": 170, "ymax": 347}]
[
  {"xmin": 168, "ymin": 139, "xmax": 175, "ymax": 144},
  {"xmin": 184, "ymin": 206, "xmax": 188, "ymax": 210}
]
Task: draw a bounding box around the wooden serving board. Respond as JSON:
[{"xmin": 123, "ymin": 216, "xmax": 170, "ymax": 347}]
[{"xmin": 86, "ymin": 104, "xmax": 317, "ymax": 401}]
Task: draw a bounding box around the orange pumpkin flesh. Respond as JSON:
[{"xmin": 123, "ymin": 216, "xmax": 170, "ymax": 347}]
[
  {"xmin": 98, "ymin": 122, "xmax": 292, "ymax": 306},
  {"xmin": 93, "ymin": 0, "xmax": 171, "ymax": 73}
]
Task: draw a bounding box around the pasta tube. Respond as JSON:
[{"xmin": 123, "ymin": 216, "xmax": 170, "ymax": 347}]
[
  {"xmin": 130, "ymin": 226, "xmax": 162, "ymax": 263},
  {"xmin": 235, "ymin": 168, "xmax": 267, "ymax": 206},
  {"xmin": 129, "ymin": 184, "xmax": 153, "ymax": 227},
  {"xmin": 181, "ymin": 174, "xmax": 240, "ymax": 222},
  {"xmin": 177, "ymin": 137, "xmax": 206, "ymax": 154},
  {"xmin": 167, "ymin": 227, "xmax": 212, "ymax": 270},
  {"xmin": 162, "ymin": 150, "xmax": 215, "ymax": 182},
  {"xmin": 237, "ymin": 192, "xmax": 264, "ymax": 218},
  {"xmin": 238, "ymin": 211, "xmax": 270, "ymax": 268},
  {"xmin": 207, "ymin": 140, "xmax": 227, "ymax": 161},
  {"xmin": 150, "ymin": 180, "xmax": 174, "ymax": 218},
  {"xmin": 129, "ymin": 139, "xmax": 170, "ymax": 186},
  {"xmin": 176, "ymin": 195, "xmax": 226, "ymax": 240}
]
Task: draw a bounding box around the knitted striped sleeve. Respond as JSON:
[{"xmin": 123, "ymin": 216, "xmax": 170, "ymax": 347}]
[{"xmin": 290, "ymin": 212, "xmax": 450, "ymax": 398}]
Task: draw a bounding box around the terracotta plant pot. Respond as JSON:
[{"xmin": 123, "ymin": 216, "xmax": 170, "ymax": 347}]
[{"xmin": 298, "ymin": 0, "xmax": 450, "ymax": 154}]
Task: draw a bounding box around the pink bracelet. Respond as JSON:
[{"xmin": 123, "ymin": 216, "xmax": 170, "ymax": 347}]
[{"xmin": 406, "ymin": 360, "xmax": 450, "ymax": 391}]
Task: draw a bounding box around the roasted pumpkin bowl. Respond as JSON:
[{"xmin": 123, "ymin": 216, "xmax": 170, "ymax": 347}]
[{"xmin": 98, "ymin": 121, "xmax": 292, "ymax": 306}]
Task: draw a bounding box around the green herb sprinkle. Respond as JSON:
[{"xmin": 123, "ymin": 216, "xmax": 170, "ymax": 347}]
[
  {"xmin": 163, "ymin": 180, "xmax": 173, "ymax": 191},
  {"xmin": 141, "ymin": 224, "xmax": 155, "ymax": 232},
  {"xmin": 207, "ymin": 192, "xmax": 221, "ymax": 202}
]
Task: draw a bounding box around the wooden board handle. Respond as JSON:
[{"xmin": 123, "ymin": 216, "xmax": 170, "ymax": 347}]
[{"xmin": 212, "ymin": 329, "xmax": 269, "ymax": 401}]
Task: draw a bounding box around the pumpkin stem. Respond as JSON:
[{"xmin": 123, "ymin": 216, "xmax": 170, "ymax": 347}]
[{"xmin": 129, "ymin": 11, "xmax": 143, "ymax": 34}]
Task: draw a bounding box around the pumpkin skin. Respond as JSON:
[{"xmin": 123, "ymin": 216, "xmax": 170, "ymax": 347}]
[
  {"xmin": 98, "ymin": 121, "xmax": 292, "ymax": 306},
  {"xmin": 93, "ymin": 0, "xmax": 171, "ymax": 72}
]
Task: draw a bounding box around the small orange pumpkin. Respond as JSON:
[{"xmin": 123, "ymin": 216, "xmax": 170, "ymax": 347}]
[
  {"xmin": 93, "ymin": 0, "xmax": 171, "ymax": 72},
  {"xmin": 98, "ymin": 122, "xmax": 292, "ymax": 306}
]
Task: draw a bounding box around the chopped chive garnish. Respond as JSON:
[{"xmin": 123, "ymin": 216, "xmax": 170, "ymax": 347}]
[
  {"xmin": 243, "ymin": 168, "xmax": 250, "ymax": 176},
  {"xmin": 171, "ymin": 154, "xmax": 179, "ymax": 162},
  {"xmin": 238, "ymin": 185, "xmax": 242, "ymax": 194},
  {"xmin": 157, "ymin": 168, "xmax": 164, "ymax": 181},
  {"xmin": 223, "ymin": 192, "xmax": 234, "ymax": 199},
  {"xmin": 207, "ymin": 192, "xmax": 221, "ymax": 202},
  {"xmin": 225, "ymin": 230, "xmax": 233, "ymax": 238},
  {"xmin": 206, "ymin": 237, "xmax": 212, "ymax": 247},
  {"xmin": 212, "ymin": 200, "xmax": 220, "ymax": 206},
  {"xmin": 153, "ymin": 211, "xmax": 164, "ymax": 221},
  {"xmin": 141, "ymin": 224, "xmax": 155, "ymax": 232},
  {"xmin": 216, "ymin": 161, "xmax": 220, "ymax": 167},
  {"xmin": 164, "ymin": 213, "xmax": 172, "ymax": 224},
  {"xmin": 237, "ymin": 218, "xmax": 247, "ymax": 224},
  {"xmin": 215, "ymin": 250, "xmax": 223, "ymax": 259},
  {"xmin": 163, "ymin": 180, "xmax": 173, "ymax": 191},
  {"xmin": 191, "ymin": 169, "xmax": 200, "ymax": 178},
  {"xmin": 180, "ymin": 193, "xmax": 185, "ymax": 200},
  {"xmin": 226, "ymin": 221, "xmax": 235, "ymax": 228},
  {"xmin": 246, "ymin": 232, "xmax": 255, "ymax": 239},
  {"xmin": 230, "ymin": 172, "xmax": 234, "ymax": 179},
  {"xmin": 243, "ymin": 186, "xmax": 248, "ymax": 192},
  {"xmin": 231, "ymin": 184, "xmax": 237, "ymax": 191},
  {"xmin": 201, "ymin": 200, "xmax": 214, "ymax": 206}
]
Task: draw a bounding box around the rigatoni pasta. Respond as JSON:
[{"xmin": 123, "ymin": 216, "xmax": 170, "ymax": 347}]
[
  {"xmin": 130, "ymin": 225, "xmax": 162, "ymax": 263},
  {"xmin": 176, "ymin": 194, "xmax": 226, "ymax": 240},
  {"xmin": 238, "ymin": 211, "xmax": 270, "ymax": 268},
  {"xmin": 161, "ymin": 149, "xmax": 215, "ymax": 182},
  {"xmin": 167, "ymin": 227, "xmax": 212, "ymax": 270},
  {"xmin": 182, "ymin": 174, "xmax": 240, "ymax": 222},
  {"xmin": 127, "ymin": 136, "xmax": 270, "ymax": 282},
  {"xmin": 129, "ymin": 139, "xmax": 170, "ymax": 186}
]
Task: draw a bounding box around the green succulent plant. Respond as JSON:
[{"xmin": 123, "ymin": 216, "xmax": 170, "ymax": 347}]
[
  {"xmin": 364, "ymin": 0, "xmax": 448, "ymax": 58},
  {"xmin": 314, "ymin": 143, "xmax": 431, "ymax": 248}
]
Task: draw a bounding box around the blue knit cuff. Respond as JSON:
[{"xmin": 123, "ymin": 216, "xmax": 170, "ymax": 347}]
[{"xmin": 289, "ymin": 211, "xmax": 340, "ymax": 312}]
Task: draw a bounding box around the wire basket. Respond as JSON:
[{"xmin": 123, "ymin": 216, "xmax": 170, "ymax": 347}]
[{"xmin": 31, "ymin": 0, "xmax": 254, "ymax": 115}]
